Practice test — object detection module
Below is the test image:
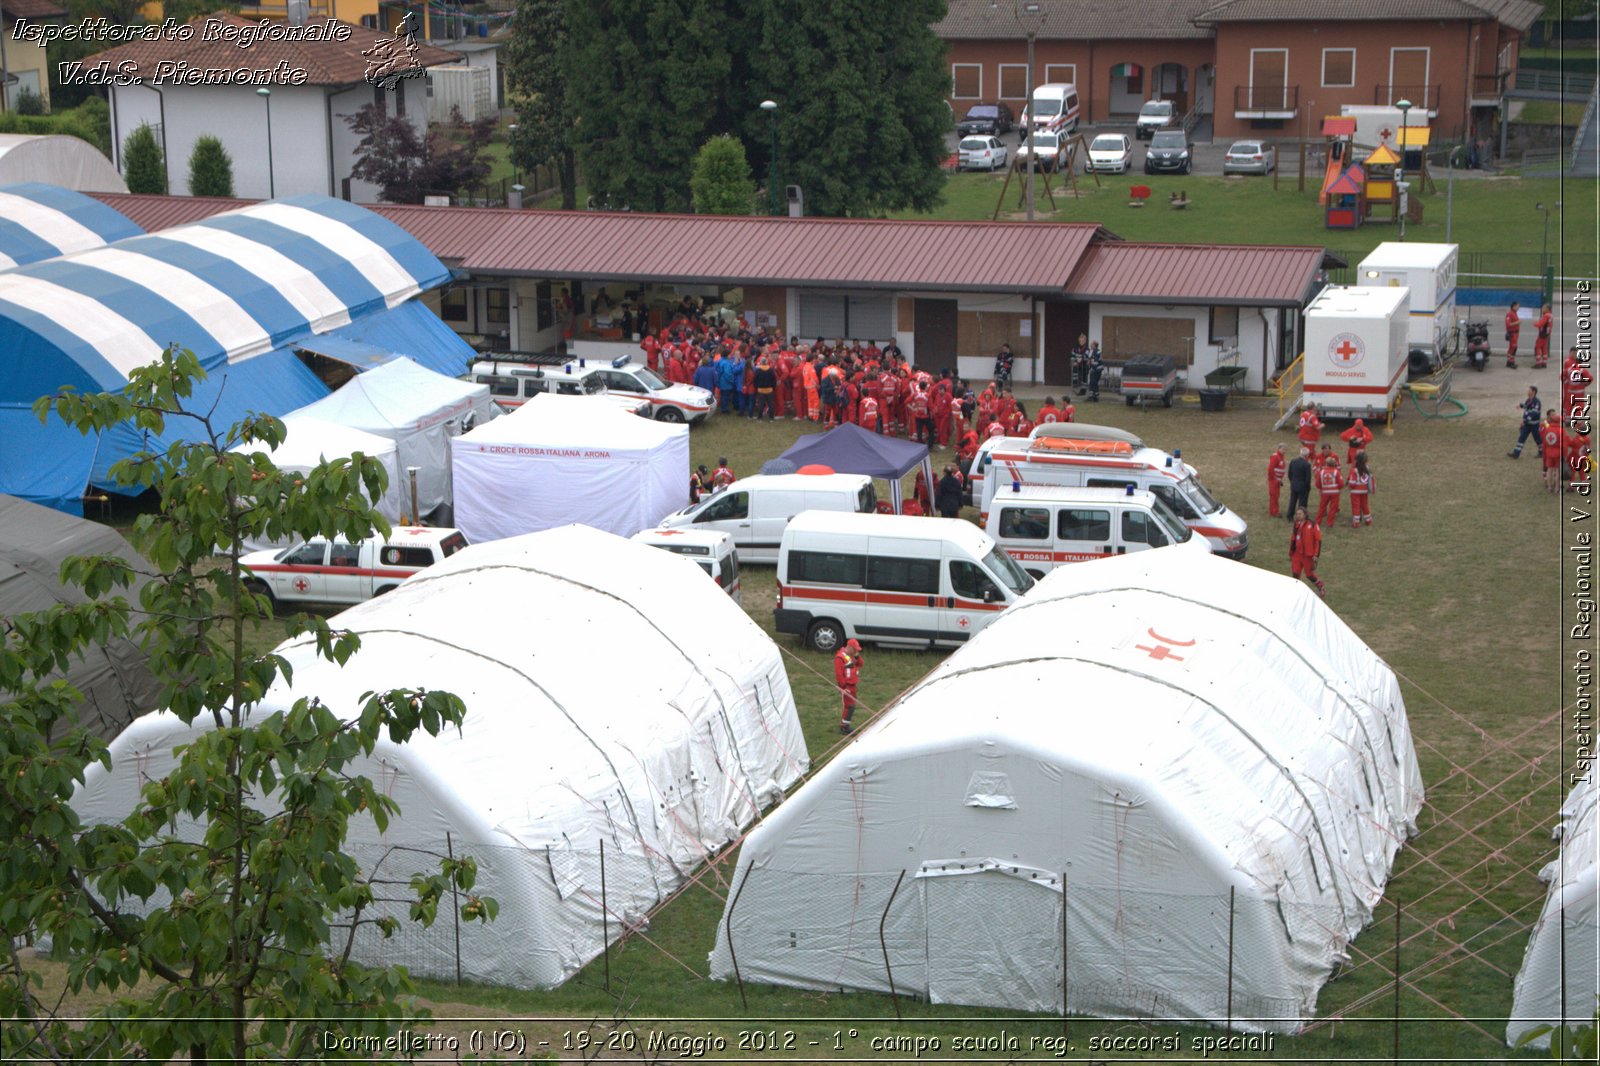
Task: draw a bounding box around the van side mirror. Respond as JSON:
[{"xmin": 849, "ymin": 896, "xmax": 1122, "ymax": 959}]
[{"xmin": 982, "ymin": 587, "xmax": 998, "ymax": 604}]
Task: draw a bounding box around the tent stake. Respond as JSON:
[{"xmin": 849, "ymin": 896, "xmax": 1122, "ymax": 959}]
[
  {"xmin": 724, "ymin": 863, "xmax": 753, "ymax": 1010},
  {"xmin": 1225, "ymin": 885, "xmax": 1235, "ymax": 1032},
  {"xmin": 600, "ymin": 837, "xmax": 610, "ymax": 993},
  {"xmin": 879, "ymin": 870, "xmax": 907, "ymax": 1021}
]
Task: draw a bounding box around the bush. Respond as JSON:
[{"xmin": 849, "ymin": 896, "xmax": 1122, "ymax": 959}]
[
  {"xmin": 188, "ymin": 135, "xmax": 234, "ymax": 197},
  {"xmin": 123, "ymin": 123, "xmax": 166, "ymax": 194},
  {"xmin": 0, "ymin": 98, "xmax": 111, "ymax": 156},
  {"xmin": 12, "ymin": 88, "xmax": 44, "ymax": 116},
  {"xmin": 690, "ymin": 134, "xmax": 757, "ymax": 216}
]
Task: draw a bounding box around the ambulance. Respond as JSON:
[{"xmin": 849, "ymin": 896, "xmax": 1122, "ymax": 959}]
[
  {"xmin": 631, "ymin": 528, "xmax": 741, "ymax": 604},
  {"xmin": 973, "ymin": 435, "xmax": 1249, "ymax": 559},
  {"xmin": 986, "ymin": 484, "xmax": 1212, "ymax": 578},
  {"xmin": 774, "ymin": 511, "xmax": 1034, "ymax": 653}
]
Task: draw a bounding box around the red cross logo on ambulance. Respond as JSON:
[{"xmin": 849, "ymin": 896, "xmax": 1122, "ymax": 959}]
[
  {"xmin": 293, "ymin": 577, "xmax": 310, "ymax": 593},
  {"xmin": 1329, "ymin": 332, "xmax": 1365, "ymax": 369}
]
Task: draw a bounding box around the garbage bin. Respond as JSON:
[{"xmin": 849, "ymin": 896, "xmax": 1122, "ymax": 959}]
[{"xmin": 1198, "ymin": 388, "xmax": 1229, "ymax": 412}]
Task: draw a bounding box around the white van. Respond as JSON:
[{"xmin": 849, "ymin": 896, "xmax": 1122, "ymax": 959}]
[
  {"xmin": 657, "ymin": 473, "xmax": 876, "ymax": 563},
  {"xmin": 973, "ymin": 435, "xmax": 1249, "ymax": 559},
  {"xmin": 986, "ymin": 485, "xmax": 1212, "ymax": 579},
  {"xmin": 1022, "ymin": 83, "xmax": 1080, "ymax": 136},
  {"xmin": 241, "ymin": 527, "xmax": 469, "ymax": 607},
  {"xmin": 631, "ymin": 528, "xmax": 741, "ymax": 604},
  {"xmin": 776, "ymin": 511, "xmax": 1033, "ymax": 652}
]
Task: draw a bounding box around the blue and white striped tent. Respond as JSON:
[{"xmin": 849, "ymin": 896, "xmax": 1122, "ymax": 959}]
[{"xmin": 0, "ymin": 183, "xmax": 142, "ymax": 269}]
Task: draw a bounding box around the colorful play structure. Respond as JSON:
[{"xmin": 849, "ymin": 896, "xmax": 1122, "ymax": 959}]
[{"xmin": 1319, "ymin": 116, "xmax": 1432, "ymax": 230}]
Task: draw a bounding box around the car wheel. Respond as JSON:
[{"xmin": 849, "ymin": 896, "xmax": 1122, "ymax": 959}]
[
  {"xmin": 244, "ymin": 579, "xmax": 276, "ymax": 612},
  {"xmin": 807, "ymin": 619, "xmax": 845, "ymax": 654},
  {"xmin": 1182, "ymin": 161, "xmax": 1191, "ymax": 175},
  {"xmin": 656, "ymin": 406, "xmax": 685, "ymax": 423},
  {"xmin": 1143, "ymin": 164, "xmax": 1153, "ymax": 175}
]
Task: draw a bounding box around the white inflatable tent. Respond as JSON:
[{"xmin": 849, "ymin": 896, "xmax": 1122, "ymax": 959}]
[
  {"xmin": 229, "ymin": 413, "xmax": 407, "ymax": 552},
  {"xmin": 451, "ymin": 394, "xmax": 688, "ymax": 542},
  {"xmin": 709, "ymin": 550, "xmax": 1423, "ymax": 1032},
  {"xmin": 290, "ymin": 357, "xmax": 499, "ymax": 523},
  {"xmin": 74, "ymin": 525, "xmax": 808, "ymax": 989},
  {"xmin": 1507, "ymin": 772, "xmax": 1598, "ymax": 1048}
]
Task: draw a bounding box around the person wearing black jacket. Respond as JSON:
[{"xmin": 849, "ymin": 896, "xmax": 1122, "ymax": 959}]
[
  {"xmin": 1285, "ymin": 446, "xmax": 1313, "ymax": 523},
  {"xmin": 935, "ymin": 466, "xmax": 965, "ymax": 518},
  {"xmin": 752, "ymin": 355, "xmax": 778, "ymax": 421}
]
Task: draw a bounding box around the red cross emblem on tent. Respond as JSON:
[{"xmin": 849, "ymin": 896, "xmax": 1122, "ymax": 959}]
[
  {"xmin": 1328, "ymin": 332, "xmax": 1365, "ymax": 368},
  {"xmin": 293, "ymin": 577, "xmax": 310, "ymax": 593},
  {"xmin": 1134, "ymin": 627, "xmax": 1195, "ymax": 662}
]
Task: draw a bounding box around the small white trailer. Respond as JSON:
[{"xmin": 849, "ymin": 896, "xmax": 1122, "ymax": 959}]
[
  {"xmin": 1357, "ymin": 242, "xmax": 1459, "ymax": 372},
  {"xmin": 1302, "ymin": 285, "xmax": 1411, "ymax": 421}
]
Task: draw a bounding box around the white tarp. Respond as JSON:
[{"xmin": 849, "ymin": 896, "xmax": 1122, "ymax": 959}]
[
  {"xmin": 0, "ymin": 137, "xmax": 128, "ymax": 194},
  {"xmin": 709, "ymin": 549, "xmax": 1423, "ymax": 1032},
  {"xmin": 451, "ymin": 394, "xmax": 688, "ymax": 542},
  {"xmin": 229, "ymin": 414, "xmax": 406, "ymax": 553},
  {"xmin": 73, "ymin": 525, "xmax": 808, "ymax": 990},
  {"xmin": 1508, "ymin": 772, "xmax": 1598, "ymax": 1048},
  {"xmin": 290, "ymin": 357, "xmax": 498, "ymax": 521}
]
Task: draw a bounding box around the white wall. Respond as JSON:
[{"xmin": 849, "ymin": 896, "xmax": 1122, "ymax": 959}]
[
  {"xmin": 329, "ymin": 77, "xmax": 430, "ymax": 203},
  {"xmin": 1085, "ymin": 302, "xmax": 1282, "ymax": 392}
]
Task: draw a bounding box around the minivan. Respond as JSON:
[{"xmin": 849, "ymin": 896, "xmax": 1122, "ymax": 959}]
[
  {"xmin": 775, "ymin": 511, "xmax": 1034, "ymax": 652},
  {"xmin": 657, "ymin": 473, "xmax": 876, "ymax": 563},
  {"xmin": 1022, "ymin": 83, "xmax": 1080, "ymax": 136},
  {"xmin": 631, "ymin": 527, "xmax": 741, "ymax": 603},
  {"xmin": 985, "ymin": 485, "xmax": 1211, "ymax": 579}
]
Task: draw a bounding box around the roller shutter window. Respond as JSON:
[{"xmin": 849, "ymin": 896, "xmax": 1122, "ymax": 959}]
[
  {"xmin": 798, "ymin": 292, "xmax": 847, "ymax": 341},
  {"xmin": 848, "ymin": 295, "xmax": 894, "ymax": 342}
]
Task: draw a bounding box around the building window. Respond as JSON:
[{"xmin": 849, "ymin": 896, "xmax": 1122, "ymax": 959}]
[
  {"xmin": 1044, "ymin": 64, "xmax": 1076, "ymax": 86},
  {"xmin": 441, "ymin": 288, "xmax": 469, "ymax": 323},
  {"xmin": 1388, "ymin": 47, "xmax": 1430, "ymax": 107},
  {"xmin": 1209, "ymin": 305, "xmax": 1239, "ymax": 345},
  {"xmin": 485, "ymin": 288, "xmax": 509, "ymax": 325},
  {"xmin": 1248, "ymin": 48, "xmax": 1288, "ymax": 111},
  {"xmin": 999, "ymin": 64, "xmax": 1029, "ymax": 100},
  {"xmin": 396, "ymin": 83, "xmax": 407, "ymax": 117},
  {"xmin": 373, "ymin": 84, "xmax": 387, "ymax": 117},
  {"xmin": 1321, "ymin": 48, "xmax": 1355, "ymax": 88},
  {"xmin": 952, "ymin": 64, "xmax": 981, "ymax": 99}
]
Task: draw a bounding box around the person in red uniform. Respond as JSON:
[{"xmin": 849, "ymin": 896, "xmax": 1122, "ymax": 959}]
[
  {"xmin": 712, "ymin": 458, "xmax": 736, "ymax": 491},
  {"xmin": 1060, "ymin": 395, "xmax": 1076, "ymax": 422},
  {"xmin": 1315, "ymin": 454, "xmax": 1343, "ymax": 528},
  {"xmin": 1296, "ymin": 402, "xmax": 1323, "ymax": 448},
  {"xmin": 906, "ymin": 384, "xmax": 930, "ymax": 443},
  {"xmin": 1563, "ymin": 346, "xmax": 1593, "ymax": 423},
  {"xmin": 1504, "ymin": 301, "xmax": 1522, "ymax": 368},
  {"xmin": 1037, "ymin": 397, "xmax": 1061, "ymax": 425},
  {"xmin": 1567, "ymin": 422, "xmax": 1592, "ymax": 493},
  {"xmin": 1532, "ymin": 303, "xmax": 1553, "ymax": 368},
  {"xmin": 799, "ymin": 356, "xmax": 821, "ymax": 422},
  {"xmin": 834, "ymin": 638, "xmax": 862, "ymax": 734},
  {"xmin": 641, "ymin": 332, "xmax": 661, "ymax": 372},
  {"xmin": 666, "ymin": 347, "xmax": 686, "ymax": 385},
  {"xmin": 1540, "ymin": 410, "xmax": 1567, "ymax": 494},
  {"xmin": 1266, "ymin": 444, "xmax": 1287, "ymax": 517},
  {"xmin": 877, "ymin": 369, "xmax": 900, "ymax": 435},
  {"xmin": 1339, "ymin": 418, "xmax": 1374, "ymax": 465},
  {"xmin": 1290, "ymin": 507, "xmax": 1326, "ymax": 598},
  {"xmin": 932, "ymin": 373, "xmax": 954, "ymax": 447},
  {"xmin": 1345, "ymin": 451, "xmax": 1374, "ymax": 527},
  {"xmin": 948, "ymin": 391, "xmax": 968, "ymax": 445},
  {"xmin": 859, "ymin": 393, "xmax": 882, "ymax": 433},
  {"xmin": 956, "ymin": 428, "xmax": 981, "ymax": 466}
]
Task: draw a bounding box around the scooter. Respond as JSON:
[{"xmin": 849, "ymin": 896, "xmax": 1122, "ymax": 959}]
[{"xmin": 1463, "ymin": 321, "xmax": 1491, "ymax": 372}]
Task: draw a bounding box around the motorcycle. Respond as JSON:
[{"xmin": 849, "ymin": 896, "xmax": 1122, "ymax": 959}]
[{"xmin": 1463, "ymin": 321, "xmax": 1491, "ymax": 372}]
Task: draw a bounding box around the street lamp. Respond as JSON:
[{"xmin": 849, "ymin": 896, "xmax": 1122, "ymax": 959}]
[
  {"xmin": 1394, "ymin": 98, "xmax": 1411, "ymax": 240},
  {"xmin": 1444, "ymin": 144, "xmax": 1463, "ymax": 242},
  {"xmin": 760, "ymin": 99, "xmax": 779, "ymax": 216},
  {"xmin": 257, "ymin": 86, "xmax": 275, "ymax": 199},
  {"xmin": 1536, "ymin": 200, "xmax": 1561, "ymax": 270}
]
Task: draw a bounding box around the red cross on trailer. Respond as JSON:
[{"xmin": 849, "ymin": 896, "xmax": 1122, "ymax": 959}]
[{"xmin": 1335, "ymin": 339, "xmax": 1360, "ymax": 361}]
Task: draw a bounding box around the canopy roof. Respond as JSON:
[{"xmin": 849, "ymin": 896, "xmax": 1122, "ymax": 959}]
[
  {"xmin": 1363, "ymin": 143, "xmax": 1401, "ymax": 166},
  {"xmin": 776, "ymin": 422, "xmax": 934, "ymax": 510},
  {"xmin": 0, "ymin": 494, "xmax": 159, "ymax": 739},
  {"xmin": 711, "ymin": 549, "xmax": 1422, "ymax": 1029},
  {"xmin": 0, "ymin": 181, "xmax": 139, "ymax": 268},
  {"xmin": 0, "ymin": 195, "xmax": 449, "ymax": 402}
]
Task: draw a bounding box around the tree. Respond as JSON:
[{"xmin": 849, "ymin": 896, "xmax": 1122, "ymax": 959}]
[
  {"xmin": 122, "ymin": 122, "xmax": 166, "ymax": 194},
  {"xmin": 690, "ymin": 134, "xmax": 756, "ymax": 214},
  {"xmin": 346, "ymin": 104, "xmax": 496, "ymax": 204},
  {"xmin": 1, "ymin": 349, "xmax": 492, "ymax": 1062},
  {"xmin": 747, "ymin": 0, "xmax": 949, "ymax": 216},
  {"xmin": 562, "ymin": 0, "xmax": 739, "ymax": 212},
  {"xmin": 187, "ymin": 135, "xmax": 234, "ymax": 197},
  {"xmin": 505, "ymin": 0, "xmax": 577, "ymax": 209}
]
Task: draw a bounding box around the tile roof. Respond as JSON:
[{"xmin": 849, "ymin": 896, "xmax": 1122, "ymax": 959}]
[
  {"xmin": 1064, "ymin": 242, "xmax": 1326, "ymax": 307},
  {"xmin": 89, "ymin": 14, "xmax": 460, "ymax": 86},
  {"xmin": 4, "ymin": 0, "xmax": 68, "ymax": 19},
  {"xmin": 1193, "ymin": 0, "xmax": 1541, "ymax": 30},
  {"xmin": 935, "ymin": 0, "xmax": 1215, "ymax": 39}
]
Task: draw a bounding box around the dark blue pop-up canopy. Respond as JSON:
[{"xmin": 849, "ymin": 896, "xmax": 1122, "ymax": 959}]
[{"xmin": 774, "ymin": 422, "xmax": 935, "ymax": 511}]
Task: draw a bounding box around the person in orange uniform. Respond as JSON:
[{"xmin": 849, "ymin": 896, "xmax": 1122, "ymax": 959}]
[
  {"xmin": 799, "ymin": 354, "xmax": 820, "ymax": 422},
  {"xmin": 1339, "ymin": 418, "xmax": 1373, "ymax": 465},
  {"xmin": 834, "ymin": 638, "xmax": 862, "ymax": 734},
  {"xmin": 1315, "ymin": 454, "xmax": 1343, "ymax": 528},
  {"xmin": 1296, "ymin": 401, "xmax": 1323, "ymax": 449},
  {"xmin": 1345, "ymin": 451, "xmax": 1374, "ymax": 527},
  {"xmin": 1504, "ymin": 301, "xmax": 1522, "ymax": 368},
  {"xmin": 1290, "ymin": 507, "xmax": 1325, "ymax": 598},
  {"xmin": 1532, "ymin": 303, "xmax": 1553, "ymax": 368},
  {"xmin": 1540, "ymin": 410, "xmax": 1567, "ymax": 494},
  {"xmin": 1266, "ymin": 443, "xmax": 1287, "ymax": 517}
]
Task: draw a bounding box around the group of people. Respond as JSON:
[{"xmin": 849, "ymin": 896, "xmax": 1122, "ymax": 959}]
[
  {"xmin": 1508, "ymin": 346, "xmax": 1593, "ymax": 493},
  {"xmin": 1502, "ymin": 301, "xmax": 1555, "ymax": 370},
  {"xmin": 1264, "ymin": 404, "xmax": 1384, "ymax": 599}
]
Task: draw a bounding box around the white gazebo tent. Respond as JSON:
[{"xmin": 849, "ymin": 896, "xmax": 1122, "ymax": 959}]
[
  {"xmin": 291, "ymin": 357, "xmax": 499, "ymax": 522},
  {"xmin": 0, "ymin": 136, "xmax": 127, "ymax": 192},
  {"xmin": 451, "ymin": 393, "xmax": 688, "ymax": 542},
  {"xmin": 709, "ymin": 549, "xmax": 1423, "ymax": 1032},
  {"xmin": 1507, "ymin": 771, "xmax": 1598, "ymax": 1048},
  {"xmin": 228, "ymin": 413, "xmax": 406, "ymax": 552},
  {"xmin": 74, "ymin": 525, "xmax": 809, "ymax": 990}
]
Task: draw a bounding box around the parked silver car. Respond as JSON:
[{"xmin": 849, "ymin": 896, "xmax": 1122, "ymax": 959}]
[
  {"xmin": 959, "ymin": 135, "xmax": 1009, "ymax": 171},
  {"xmin": 1084, "ymin": 133, "xmax": 1133, "ymax": 174},
  {"xmin": 1222, "ymin": 139, "xmax": 1277, "ymax": 175},
  {"xmin": 1017, "ymin": 130, "xmax": 1070, "ymax": 171}
]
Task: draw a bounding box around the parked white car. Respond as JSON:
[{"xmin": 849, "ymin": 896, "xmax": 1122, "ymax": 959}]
[
  {"xmin": 1016, "ymin": 130, "xmax": 1070, "ymax": 171},
  {"xmin": 242, "ymin": 527, "xmax": 469, "ymax": 607},
  {"xmin": 541, "ymin": 356, "xmax": 714, "ymax": 423},
  {"xmin": 1084, "ymin": 133, "xmax": 1133, "ymax": 174},
  {"xmin": 959, "ymin": 135, "xmax": 1009, "ymax": 171}
]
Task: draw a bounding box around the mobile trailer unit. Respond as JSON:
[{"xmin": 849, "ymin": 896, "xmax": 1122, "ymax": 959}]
[
  {"xmin": 1357, "ymin": 242, "xmax": 1459, "ymax": 372},
  {"xmin": 1302, "ymin": 285, "xmax": 1411, "ymax": 421}
]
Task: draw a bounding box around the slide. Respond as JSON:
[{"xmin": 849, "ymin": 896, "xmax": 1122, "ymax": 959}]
[{"xmin": 1319, "ymin": 156, "xmax": 1342, "ymax": 205}]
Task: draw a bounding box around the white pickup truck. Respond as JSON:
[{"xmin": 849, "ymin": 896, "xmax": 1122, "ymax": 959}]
[{"xmin": 241, "ymin": 527, "xmax": 468, "ymax": 607}]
